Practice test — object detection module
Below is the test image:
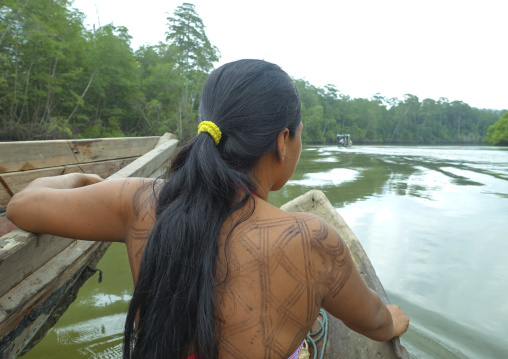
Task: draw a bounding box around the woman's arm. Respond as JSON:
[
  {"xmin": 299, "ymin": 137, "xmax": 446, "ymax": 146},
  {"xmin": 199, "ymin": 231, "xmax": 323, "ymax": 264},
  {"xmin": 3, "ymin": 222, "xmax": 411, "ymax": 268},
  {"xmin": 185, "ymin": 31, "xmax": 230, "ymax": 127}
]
[
  {"xmin": 6, "ymin": 173, "xmax": 152, "ymax": 242},
  {"xmin": 323, "ymin": 270, "xmax": 409, "ymax": 341},
  {"xmin": 315, "ymin": 221, "xmax": 409, "ymax": 341}
]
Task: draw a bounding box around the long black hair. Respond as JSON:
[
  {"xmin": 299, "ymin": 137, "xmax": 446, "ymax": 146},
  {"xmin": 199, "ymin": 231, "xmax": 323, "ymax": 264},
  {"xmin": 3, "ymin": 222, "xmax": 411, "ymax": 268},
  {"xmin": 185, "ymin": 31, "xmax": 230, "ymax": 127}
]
[{"xmin": 123, "ymin": 59, "xmax": 301, "ymax": 359}]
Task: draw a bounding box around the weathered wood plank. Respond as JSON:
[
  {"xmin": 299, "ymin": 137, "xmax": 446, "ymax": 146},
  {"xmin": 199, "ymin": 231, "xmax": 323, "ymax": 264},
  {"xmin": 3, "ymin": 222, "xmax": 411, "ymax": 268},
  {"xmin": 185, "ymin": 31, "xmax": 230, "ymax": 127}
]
[
  {"xmin": 0, "ymin": 140, "xmax": 75, "ymax": 174},
  {"xmin": 109, "ymin": 139, "xmax": 178, "ymax": 179},
  {"xmin": 0, "ymin": 240, "xmax": 108, "ymax": 351},
  {"xmin": 18, "ymin": 244, "xmax": 109, "ymax": 357},
  {"xmin": 0, "ymin": 136, "xmax": 160, "ymax": 174},
  {"xmin": 156, "ymin": 133, "xmax": 177, "ymax": 147},
  {"xmin": 0, "ymin": 158, "xmax": 138, "ymax": 209},
  {"xmin": 0, "ymin": 167, "xmax": 65, "ymax": 201},
  {"xmin": 0, "ymin": 217, "xmax": 16, "ymax": 238},
  {"xmin": 0, "ymin": 186, "xmax": 11, "ymax": 213},
  {"xmin": 61, "ymin": 157, "xmax": 137, "ymax": 178},
  {"xmin": 69, "ymin": 137, "xmax": 159, "ymax": 164},
  {"xmin": 0, "ymin": 230, "xmax": 74, "ymax": 298}
]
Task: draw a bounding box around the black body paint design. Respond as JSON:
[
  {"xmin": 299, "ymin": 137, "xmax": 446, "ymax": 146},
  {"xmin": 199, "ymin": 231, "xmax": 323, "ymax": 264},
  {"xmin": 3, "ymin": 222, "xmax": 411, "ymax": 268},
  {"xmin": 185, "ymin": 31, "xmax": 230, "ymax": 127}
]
[{"xmin": 217, "ymin": 215, "xmax": 352, "ymax": 358}]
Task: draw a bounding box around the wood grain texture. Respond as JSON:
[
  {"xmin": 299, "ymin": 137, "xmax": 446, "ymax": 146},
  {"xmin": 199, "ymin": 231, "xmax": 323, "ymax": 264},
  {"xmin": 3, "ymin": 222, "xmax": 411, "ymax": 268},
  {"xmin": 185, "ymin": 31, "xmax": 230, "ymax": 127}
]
[
  {"xmin": 0, "ymin": 231, "xmax": 74, "ymax": 298},
  {"xmin": 0, "ymin": 140, "xmax": 73, "ymax": 174},
  {"xmin": 0, "ymin": 217, "xmax": 16, "ymax": 237},
  {"xmin": 68, "ymin": 137, "xmax": 159, "ymax": 164},
  {"xmin": 108, "ymin": 139, "xmax": 178, "ymax": 179},
  {"xmin": 0, "ymin": 186, "xmax": 11, "ymax": 212},
  {"xmin": 0, "ymin": 241, "xmax": 109, "ymax": 357},
  {"xmin": 0, "ymin": 167, "xmax": 65, "ymax": 196},
  {"xmin": 0, "ymin": 136, "xmax": 160, "ymax": 174},
  {"xmin": 61, "ymin": 157, "xmax": 136, "ymax": 178}
]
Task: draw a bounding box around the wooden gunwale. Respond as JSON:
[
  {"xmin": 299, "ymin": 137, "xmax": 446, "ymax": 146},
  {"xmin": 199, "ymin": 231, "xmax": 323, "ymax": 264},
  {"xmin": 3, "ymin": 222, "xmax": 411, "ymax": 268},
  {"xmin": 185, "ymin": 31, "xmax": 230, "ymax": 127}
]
[
  {"xmin": 0, "ymin": 136, "xmax": 165, "ymax": 210},
  {"xmin": 0, "ymin": 134, "xmax": 178, "ymax": 358}
]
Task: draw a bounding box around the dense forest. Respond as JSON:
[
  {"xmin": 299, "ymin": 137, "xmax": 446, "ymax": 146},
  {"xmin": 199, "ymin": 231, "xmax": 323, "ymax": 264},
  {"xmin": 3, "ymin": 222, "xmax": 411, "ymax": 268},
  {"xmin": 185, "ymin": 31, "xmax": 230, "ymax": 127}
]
[
  {"xmin": 1, "ymin": 1, "xmax": 506, "ymax": 144},
  {"xmin": 297, "ymin": 83, "xmax": 504, "ymax": 144}
]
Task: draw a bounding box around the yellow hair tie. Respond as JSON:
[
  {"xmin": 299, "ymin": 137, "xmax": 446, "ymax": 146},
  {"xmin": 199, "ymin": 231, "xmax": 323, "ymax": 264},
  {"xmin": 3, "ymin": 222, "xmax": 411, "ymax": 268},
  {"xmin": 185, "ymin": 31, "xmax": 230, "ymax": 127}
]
[{"xmin": 198, "ymin": 121, "xmax": 222, "ymax": 145}]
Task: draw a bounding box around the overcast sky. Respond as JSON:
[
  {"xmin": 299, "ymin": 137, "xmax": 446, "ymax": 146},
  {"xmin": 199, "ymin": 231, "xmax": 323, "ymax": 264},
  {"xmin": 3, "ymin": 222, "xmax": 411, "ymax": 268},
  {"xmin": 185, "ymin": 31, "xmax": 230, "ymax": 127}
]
[{"xmin": 72, "ymin": 0, "xmax": 507, "ymax": 110}]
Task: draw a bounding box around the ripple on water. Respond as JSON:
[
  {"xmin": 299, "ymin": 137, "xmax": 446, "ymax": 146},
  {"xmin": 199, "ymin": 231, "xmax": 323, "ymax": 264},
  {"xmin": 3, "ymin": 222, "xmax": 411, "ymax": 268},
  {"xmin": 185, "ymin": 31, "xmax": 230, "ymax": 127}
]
[
  {"xmin": 81, "ymin": 341, "xmax": 124, "ymax": 359},
  {"xmin": 441, "ymin": 166, "xmax": 508, "ymax": 194},
  {"xmin": 54, "ymin": 313, "xmax": 125, "ymax": 346},
  {"xmin": 390, "ymin": 292, "xmax": 508, "ymax": 359},
  {"xmin": 80, "ymin": 293, "xmax": 132, "ymax": 308},
  {"xmin": 287, "ymin": 168, "xmax": 360, "ymax": 187},
  {"xmin": 314, "ymin": 157, "xmax": 339, "ymax": 163}
]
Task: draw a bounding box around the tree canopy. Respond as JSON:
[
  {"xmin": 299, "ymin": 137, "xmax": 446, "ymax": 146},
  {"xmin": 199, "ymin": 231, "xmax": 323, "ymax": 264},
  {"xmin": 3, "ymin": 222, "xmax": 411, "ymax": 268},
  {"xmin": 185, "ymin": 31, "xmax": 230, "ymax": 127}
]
[
  {"xmin": 165, "ymin": 2, "xmax": 220, "ymax": 139},
  {"xmin": 485, "ymin": 112, "xmax": 508, "ymax": 146},
  {"xmin": 166, "ymin": 3, "xmax": 219, "ymax": 75},
  {"xmin": 0, "ymin": 1, "xmax": 503, "ymax": 144}
]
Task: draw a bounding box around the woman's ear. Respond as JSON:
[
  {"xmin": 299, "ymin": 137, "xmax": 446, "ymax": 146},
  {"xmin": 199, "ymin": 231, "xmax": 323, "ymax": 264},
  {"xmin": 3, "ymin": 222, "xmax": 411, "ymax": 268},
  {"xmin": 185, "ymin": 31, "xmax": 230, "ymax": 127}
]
[{"xmin": 276, "ymin": 128, "xmax": 290, "ymax": 162}]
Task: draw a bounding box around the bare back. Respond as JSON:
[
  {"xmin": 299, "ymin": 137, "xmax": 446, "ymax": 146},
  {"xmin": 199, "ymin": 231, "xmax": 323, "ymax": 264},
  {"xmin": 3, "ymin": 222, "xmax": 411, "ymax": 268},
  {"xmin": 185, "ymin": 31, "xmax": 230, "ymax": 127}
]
[
  {"xmin": 215, "ymin": 200, "xmax": 353, "ymax": 358},
  {"xmin": 8, "ymin": 174, "xmax": 406, "ymax": 358},
  {"xmin": 124, "ymin": 184, "xmax": 352, "ymax": 358}
]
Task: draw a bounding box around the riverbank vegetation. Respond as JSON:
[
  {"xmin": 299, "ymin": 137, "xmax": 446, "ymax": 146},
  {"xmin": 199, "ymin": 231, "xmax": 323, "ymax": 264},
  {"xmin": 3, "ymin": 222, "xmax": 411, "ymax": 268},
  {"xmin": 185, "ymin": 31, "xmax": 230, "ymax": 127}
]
[
  {"xmin": 485, "ymin": 112, "xmax": 508, "ymax": 146},
  {"xmin": 1, "ymin": 1, "xmax": 505, "ymax": 144},
  {"xmin": 296, "ymin": 82, "xmax": 503, "ymax": 144}
]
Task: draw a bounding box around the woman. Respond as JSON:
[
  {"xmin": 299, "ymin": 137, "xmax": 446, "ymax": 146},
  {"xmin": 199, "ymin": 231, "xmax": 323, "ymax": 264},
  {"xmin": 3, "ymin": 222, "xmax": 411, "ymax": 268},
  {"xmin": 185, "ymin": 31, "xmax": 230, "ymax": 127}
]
[{"xmin": 6, "ymin": 59, "xmax": 408, "ymax": 358}]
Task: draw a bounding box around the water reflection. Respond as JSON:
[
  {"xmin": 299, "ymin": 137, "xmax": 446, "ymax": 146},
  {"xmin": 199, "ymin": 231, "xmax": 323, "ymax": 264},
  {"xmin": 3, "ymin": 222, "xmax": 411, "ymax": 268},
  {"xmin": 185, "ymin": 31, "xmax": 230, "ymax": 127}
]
[
  {"xmin": 270, "ymin": 145, "xmax": 508, "ymax": 359},
  {"xmin": 81, "ymin": 293, "xmax": 131, "ymax": 308},
  {"xmin": 54, "ymin": 313, "xmax": 125, "ymax": 358},
  {"xmin": 286, "ymin": 168, "xmax": 359, "ymax": 187},
  {"xmin": 22, "ymin": 244, "xmax": 132, "ymax": 358}
]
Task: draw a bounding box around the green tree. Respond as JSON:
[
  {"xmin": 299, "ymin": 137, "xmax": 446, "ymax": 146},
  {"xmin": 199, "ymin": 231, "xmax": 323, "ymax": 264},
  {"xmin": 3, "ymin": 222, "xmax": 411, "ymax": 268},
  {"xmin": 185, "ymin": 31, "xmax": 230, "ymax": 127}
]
[
  {"xmin": 166, "ymin": 3, "xmax": 219, "ymax": 74},
  {"xmin": 135, "ymin": 43, "xmax": 185, "ymax": 135},
  {"xmin": 77, "ymin": 24, "xmax": 143, "ymax": 137},
  {"xmin": 485, "ymin": 112, "xmax": 508, "ymax": 146},
  {"xmin": 320, "ymin": 85, "xmax": 342, "ymax": 142},
  {"xmin": 166, "ymin": 3, "xmax": 220, "ymax": 140},
  {"xmin": 0, "ymin": 0, "xmax": 88, "ymax": 140},
  {"xmin": 364, "ymin": 96, "xmax": 388, "ymax": 142},
  {"xmin": 295, "ymin": 80, "xmax": 327, "ymax": 143}
]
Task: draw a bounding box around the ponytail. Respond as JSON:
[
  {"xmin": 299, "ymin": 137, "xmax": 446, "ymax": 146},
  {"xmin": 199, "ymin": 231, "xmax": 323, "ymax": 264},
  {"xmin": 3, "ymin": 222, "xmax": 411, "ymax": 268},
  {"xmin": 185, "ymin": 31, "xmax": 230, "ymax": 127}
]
[{"xmin": 124, "ymin": 59, "xmax": 301, "ymax": 358}]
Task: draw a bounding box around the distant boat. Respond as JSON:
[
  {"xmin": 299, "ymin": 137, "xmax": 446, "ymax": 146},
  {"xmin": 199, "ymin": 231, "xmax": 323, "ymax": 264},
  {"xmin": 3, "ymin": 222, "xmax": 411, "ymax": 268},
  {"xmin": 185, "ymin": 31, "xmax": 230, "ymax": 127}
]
[{"xmin": 337, "ymin": 134, "xmax": 352, "ymax": 147}]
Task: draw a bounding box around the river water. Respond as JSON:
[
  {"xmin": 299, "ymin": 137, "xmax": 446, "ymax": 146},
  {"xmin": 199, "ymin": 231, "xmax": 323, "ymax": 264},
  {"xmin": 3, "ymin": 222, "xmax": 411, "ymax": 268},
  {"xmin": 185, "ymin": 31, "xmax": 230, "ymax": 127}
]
[{"xmin": 23, "ymin": 145, "xmax": 508, "ymax": 359}]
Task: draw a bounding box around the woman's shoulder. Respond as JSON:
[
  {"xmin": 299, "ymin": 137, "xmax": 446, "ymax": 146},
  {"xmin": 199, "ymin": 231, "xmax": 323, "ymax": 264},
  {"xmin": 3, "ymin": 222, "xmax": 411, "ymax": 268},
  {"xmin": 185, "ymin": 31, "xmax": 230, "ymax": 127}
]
[
  {"xmin": 253, "ymin": 200, "xmax": 334, "ymax": 232},
  {"xmin": 241, "ymin": 201, "xmax": 351, "ymax": 297},
  {"xmin": 115, "ymin": 177, "xmax": 163, "ymax": 223},
  {"xmin": 247, "ymin": 200, "xmax": 341, "ymax": 249}
]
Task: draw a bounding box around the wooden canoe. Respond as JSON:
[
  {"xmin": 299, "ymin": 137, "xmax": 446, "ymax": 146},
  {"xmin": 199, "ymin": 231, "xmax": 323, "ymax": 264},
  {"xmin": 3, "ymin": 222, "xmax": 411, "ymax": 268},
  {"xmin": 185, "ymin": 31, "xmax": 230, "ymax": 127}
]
[
  {"xmin": 281, "ymin": 190, "xmax": 410, "ymax": 358},
  {"xmin": 0, "ymin": 134, "xmax": 179, "ymax": 358}
]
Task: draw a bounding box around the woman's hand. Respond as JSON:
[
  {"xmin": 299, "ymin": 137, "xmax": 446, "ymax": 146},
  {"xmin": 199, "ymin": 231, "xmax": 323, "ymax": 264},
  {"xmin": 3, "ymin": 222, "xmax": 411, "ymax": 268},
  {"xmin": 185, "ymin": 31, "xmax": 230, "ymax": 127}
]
[
  {"xmin": 20, "ymin": 173, "xmax": 104, "ymax": 190},
  {"xmin": 6, "ymin": 175, "xmax": 151, "ymax": 242},
  {"xmin": 386, "ymin": 304, "xmax": 410, "ymax": 337},
  {"xmin": 81, "ymin": 174, "xmax": 104, "ymax": 186}
]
